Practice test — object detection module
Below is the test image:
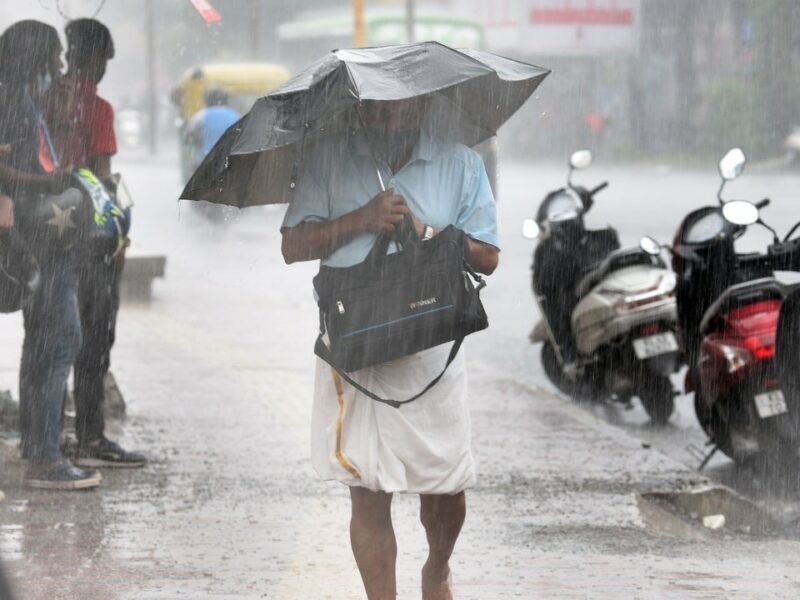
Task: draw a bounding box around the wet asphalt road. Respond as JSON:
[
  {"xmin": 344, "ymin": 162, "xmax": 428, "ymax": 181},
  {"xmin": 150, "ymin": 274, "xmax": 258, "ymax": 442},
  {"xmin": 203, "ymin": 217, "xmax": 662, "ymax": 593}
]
[{"xmin": 1, "ymin": 150, "xmax": 800, "ymax": 598}]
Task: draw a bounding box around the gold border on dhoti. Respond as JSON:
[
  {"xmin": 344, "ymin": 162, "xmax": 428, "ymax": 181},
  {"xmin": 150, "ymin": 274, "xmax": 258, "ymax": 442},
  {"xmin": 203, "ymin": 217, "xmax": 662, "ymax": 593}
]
[{"xmin": 331, "ymin": 369, "xmax": 361, "ymax": 479}]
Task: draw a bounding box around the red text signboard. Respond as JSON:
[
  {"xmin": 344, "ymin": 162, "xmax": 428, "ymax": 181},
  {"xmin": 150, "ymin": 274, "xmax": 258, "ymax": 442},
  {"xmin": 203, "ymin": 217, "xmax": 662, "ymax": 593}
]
[
  {"xmin": 189, "ymin": 0, "xmax": 222, "ymax": 24},
  {"xmin": 470, "ymin": 0, "xmax": 640, "ymax": 57}
]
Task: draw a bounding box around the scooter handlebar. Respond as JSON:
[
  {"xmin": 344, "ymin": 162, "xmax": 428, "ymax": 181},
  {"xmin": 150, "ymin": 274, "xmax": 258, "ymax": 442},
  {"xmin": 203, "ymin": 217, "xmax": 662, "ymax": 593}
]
[
  {"xmin": 768, "ymin": 236, "xmax": 800, "ymax": 270},
  {"xmin": 590, "ymin": 181, "xmax": 609, "ymax": 196},
  {"xmin": 756, "ymin": 197, "xmax": 771, "ymax": 209}
]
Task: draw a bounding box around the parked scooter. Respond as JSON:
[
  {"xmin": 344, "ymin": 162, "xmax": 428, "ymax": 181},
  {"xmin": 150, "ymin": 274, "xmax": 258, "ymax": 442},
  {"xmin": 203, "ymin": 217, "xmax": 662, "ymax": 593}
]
[
  {"xmin": 671, "ymin": 147, "xmax": 800, "ymax": 466},
  {"xmin": 783, "ymin": 126, "xmax": 800, "ymax": 166},
  {"xmin": 524, "ymin": 150, "xmax": 679, "ymax": 424}
]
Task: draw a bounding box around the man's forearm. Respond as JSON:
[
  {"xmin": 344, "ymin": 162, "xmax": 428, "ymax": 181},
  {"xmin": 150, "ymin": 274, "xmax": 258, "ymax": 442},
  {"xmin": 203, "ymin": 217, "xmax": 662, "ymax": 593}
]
[
  {"xmin": 467, "ymin": 238, "xmax": 499, "ymax": 275},
  {"xmin": 282, "ymin": 208, "xmax": 366, "ymax": 264}
]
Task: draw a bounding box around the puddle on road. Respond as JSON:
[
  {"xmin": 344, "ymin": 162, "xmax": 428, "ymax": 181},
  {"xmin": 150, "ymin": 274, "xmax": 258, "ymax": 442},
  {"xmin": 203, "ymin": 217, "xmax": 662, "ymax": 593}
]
[{"xmin": 637, "ymin": 485, "xmax": 789, "ymax": 539}]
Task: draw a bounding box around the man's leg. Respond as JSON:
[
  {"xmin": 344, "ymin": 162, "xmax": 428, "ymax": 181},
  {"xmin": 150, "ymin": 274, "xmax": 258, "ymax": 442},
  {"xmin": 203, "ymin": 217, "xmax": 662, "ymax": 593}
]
[
  {"xmin": 349, "ymin": 487, "xmax": 396, "ymax": 600},
  {"xmin": 420, "ymin": 492, "xmax": 466, "ymax": 600}
]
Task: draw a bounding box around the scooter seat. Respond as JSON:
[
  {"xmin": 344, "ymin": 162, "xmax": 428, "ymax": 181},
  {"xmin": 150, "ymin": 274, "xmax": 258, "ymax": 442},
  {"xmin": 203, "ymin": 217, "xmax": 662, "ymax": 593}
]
[
  {"xmin": 698, "ymin": 277, "xmax": 786, "ymax": 335},
  {"xmin": 575, "ymin": 247, "xmax": 665, "ymax": 299}
]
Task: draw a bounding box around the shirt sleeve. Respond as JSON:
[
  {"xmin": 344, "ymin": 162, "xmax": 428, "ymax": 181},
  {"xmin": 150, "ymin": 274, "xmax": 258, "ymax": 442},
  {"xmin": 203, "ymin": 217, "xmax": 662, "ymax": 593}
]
[
  {"xmin": 281, "ymin": 150, "xmax": 330, "ymax": 229},
  {"xmin": 90, "ymin": 98, "xmax": 117, "ymax": 157},
  {"xmin": 456, "ymin": 151, "xmax": 500, "ymax": 250}
]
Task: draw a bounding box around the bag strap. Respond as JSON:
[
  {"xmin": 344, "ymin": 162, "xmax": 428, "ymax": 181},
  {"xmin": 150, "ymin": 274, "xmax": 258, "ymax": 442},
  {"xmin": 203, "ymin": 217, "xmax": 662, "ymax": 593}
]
[
  {"xmin": 364, "ymin": 213, "xmax": 418, "ymax": 269},
  {"xmin": 314, "ymin": 332, "xmax": 464, "ymax": 409}
]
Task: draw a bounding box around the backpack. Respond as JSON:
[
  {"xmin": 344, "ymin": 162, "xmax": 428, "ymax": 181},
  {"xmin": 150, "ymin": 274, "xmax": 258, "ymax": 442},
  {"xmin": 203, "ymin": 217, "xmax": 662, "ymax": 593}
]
[{"xmin": 71, "ymin": 168, "xmax": 131, "ymax": 256}]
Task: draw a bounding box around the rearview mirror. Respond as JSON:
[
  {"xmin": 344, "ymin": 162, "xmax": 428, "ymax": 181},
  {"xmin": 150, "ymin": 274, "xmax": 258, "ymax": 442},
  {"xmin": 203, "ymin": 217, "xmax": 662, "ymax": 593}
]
[
  {"xmin": 719, "ymin": 148, "xmax": 746, "ymax": 181},
  {"xmin": 569, "ymin": 150, "xmax": 592, "ymax": 171},
  {"xmin": 522, "ymin": 218, "xmax": 540, "ymax": 240},
  {"xmin": 721, "ymin": 200, "xmax": 758, "ymax": 226},
  {"xmin": 639, "ymin": 236, "xmax": 662, "ymax": 256}
]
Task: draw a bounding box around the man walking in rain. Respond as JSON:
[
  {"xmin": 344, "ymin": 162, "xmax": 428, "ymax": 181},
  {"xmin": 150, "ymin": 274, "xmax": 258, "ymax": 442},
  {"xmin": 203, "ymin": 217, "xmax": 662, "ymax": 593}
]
[{"xmin": 281, "ymin": 97, "xmax": 499, "ymax": 600}]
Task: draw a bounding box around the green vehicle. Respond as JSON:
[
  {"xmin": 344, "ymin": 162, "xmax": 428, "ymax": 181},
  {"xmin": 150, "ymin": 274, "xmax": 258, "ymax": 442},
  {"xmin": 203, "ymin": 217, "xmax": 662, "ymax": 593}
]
[
  {"xmin": 276, "ymin": 10, "xmax": 498, "ymax": 197},
  {"xmin": 276, "ymin": 10, "xmax": 486, "ymax": 74}
]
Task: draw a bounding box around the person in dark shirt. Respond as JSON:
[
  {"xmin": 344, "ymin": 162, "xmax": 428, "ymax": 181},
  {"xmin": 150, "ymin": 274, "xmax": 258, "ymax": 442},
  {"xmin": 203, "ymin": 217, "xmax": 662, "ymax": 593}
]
[{"xmin": 0, "ymin": 20, "xmax": 101, "ymax": 489}]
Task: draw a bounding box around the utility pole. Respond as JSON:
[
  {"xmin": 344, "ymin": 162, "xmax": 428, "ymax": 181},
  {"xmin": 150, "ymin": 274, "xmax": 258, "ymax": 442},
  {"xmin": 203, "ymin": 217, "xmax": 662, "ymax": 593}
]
[
  {"xmin": 353, "ymin": 0, "xmax": 365, "ymax": 47},
  {"xmin": 146, "ymin": 0, "xmax": 158, "ymax": 155},
  {"xmin": 250, "ymin": 0, "xmax": 262, "ymax": 58},
  {"xmin": 406, "ymin": 0, "xmax": 415, "ymax": 43}
]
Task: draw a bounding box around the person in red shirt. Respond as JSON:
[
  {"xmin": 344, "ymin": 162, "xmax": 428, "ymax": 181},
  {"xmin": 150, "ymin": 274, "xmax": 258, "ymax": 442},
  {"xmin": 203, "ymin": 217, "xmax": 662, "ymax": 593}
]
[
  {"xmin": 55, "ymin": 19, "xmax": 145, "ymax": 468},
  {"xmin": 56, "ymin": 24, "xmax": 116, "ymax": 180}
]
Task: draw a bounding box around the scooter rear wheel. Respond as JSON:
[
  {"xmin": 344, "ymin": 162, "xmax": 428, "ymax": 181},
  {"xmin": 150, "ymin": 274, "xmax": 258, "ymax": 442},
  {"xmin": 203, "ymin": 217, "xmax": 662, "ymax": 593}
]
[{"xmin": 638, "ymin": 374, "xmax": 675, "ymax": 425}]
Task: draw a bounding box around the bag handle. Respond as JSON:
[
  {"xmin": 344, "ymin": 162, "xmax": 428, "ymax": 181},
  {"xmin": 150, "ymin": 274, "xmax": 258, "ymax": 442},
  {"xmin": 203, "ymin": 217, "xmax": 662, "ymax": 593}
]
[
  {"xmin": 364, "ymin": 213, "xmax": 419, "ymax": 269},
  {"xmin": 314, "ymin": 332, "xmax": 464, "ymax": 409}
]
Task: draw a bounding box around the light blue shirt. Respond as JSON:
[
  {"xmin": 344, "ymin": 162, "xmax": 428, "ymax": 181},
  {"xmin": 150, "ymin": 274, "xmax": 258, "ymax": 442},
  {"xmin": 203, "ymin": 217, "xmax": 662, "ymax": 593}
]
[
  {"xmin": 189, "ymin": 105, "xmax": 241, "ymax": 157},
  {"xmin": 281, "ymin": 129, "xmax": 499, "ymax": 268}
]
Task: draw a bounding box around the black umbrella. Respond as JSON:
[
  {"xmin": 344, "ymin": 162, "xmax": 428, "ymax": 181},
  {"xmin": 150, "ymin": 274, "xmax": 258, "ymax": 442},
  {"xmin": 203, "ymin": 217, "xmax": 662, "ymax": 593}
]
[{"xmin": 180, "ymin": 41, "xmax": 549, "ymax": 208}]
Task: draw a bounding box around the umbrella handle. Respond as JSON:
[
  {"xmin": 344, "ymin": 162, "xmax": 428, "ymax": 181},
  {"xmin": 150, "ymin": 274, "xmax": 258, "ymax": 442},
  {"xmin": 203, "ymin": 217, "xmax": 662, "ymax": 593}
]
[
  {"xmin": 355, "ymin": 102, "xmax": 388, "ymax": 193},
  {"xmin": 375, "ymin": 167, "xmax": 386, "ymax": 192}
]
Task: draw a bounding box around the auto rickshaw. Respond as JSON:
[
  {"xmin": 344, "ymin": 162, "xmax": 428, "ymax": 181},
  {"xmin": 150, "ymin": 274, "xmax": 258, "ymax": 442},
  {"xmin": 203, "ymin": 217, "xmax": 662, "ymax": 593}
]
[{"xmin": 173, "ymin": 62, "xmax": 290, "ymax": 183}]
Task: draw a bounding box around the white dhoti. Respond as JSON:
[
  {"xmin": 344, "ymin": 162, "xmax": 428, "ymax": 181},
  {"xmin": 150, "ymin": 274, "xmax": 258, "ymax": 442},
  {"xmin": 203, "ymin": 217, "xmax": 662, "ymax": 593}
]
[{"xmin": 311, "ymin": 344, "xmax": 475, "ymax": 495}]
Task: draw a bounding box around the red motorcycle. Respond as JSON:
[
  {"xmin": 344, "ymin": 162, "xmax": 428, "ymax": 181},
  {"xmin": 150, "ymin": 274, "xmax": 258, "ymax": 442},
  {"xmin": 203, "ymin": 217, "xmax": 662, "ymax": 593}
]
[
  {"xmin": 694, "ymin": 278, "xmax": 788, "ymax": 462},
  {"xmin": 673, "ymin": 148, "xmax": 800, "ymax": 466}
]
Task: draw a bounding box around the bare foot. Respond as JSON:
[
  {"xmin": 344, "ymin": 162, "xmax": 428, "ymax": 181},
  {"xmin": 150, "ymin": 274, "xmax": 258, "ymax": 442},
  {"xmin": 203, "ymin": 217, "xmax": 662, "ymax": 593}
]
[{"xmin": 422, "ymin": 563, "xmax": 454, "ymax": 600}]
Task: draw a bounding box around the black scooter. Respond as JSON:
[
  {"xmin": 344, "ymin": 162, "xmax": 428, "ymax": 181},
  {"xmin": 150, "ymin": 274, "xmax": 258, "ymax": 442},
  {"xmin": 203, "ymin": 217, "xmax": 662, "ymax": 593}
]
[{"xmin": 524, "ymin": 150, "xmax": 679, "ymax": 424}]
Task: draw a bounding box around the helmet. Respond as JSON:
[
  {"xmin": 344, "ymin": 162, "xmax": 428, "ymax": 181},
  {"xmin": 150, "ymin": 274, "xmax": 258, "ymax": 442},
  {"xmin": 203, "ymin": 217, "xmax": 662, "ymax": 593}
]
[{"xmin": 72, "ymin": 168, "xmax": 131, "ymax": 256}]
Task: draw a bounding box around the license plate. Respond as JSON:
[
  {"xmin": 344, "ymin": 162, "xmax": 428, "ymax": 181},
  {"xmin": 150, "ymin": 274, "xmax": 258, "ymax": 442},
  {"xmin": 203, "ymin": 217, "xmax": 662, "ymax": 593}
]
[
  {"xmin": 754, "ymin": 390, "xmax": 788, "ymax": 419},
  {"xmin": 633, "ymin": 332, "xmax": 679, "ymax": 359}
]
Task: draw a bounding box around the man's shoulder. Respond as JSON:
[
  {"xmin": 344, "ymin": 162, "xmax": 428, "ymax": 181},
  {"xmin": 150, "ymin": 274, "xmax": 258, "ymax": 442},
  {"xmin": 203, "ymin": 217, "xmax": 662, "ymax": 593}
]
[
  {"xmin": 207, "ymin": 106, "xmax": 240, "ymax": 120},
  {"xmin": 94, "ymin": 94, "xmax": 114, "ymax": 112},
  {"xmin": 92, "ymin": 94, "xmax": 115, "ymax": 124},
  {"xmin": 430, "ymin": 137, "xmax": 483, "ymax": 169}
]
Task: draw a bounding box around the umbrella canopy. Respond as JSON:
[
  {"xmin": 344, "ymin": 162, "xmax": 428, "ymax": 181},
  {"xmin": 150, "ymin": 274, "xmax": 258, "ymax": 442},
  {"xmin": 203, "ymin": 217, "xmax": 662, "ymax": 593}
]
[{"xmin": 180, "ymin": 41, "xmax": 549, "ymax": 208}]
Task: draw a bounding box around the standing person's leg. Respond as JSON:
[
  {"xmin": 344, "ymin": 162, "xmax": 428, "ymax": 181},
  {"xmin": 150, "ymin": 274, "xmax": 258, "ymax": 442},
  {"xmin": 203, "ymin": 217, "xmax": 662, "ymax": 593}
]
[
  {"xmin": 420, "ymin": 492, "xmax": 466, "ymax": 600},
  {"xmin": 74, "ymin": 256, "xmax": 109, "ymax": 445},
  {"xmin": 349, "ymin": 487, "xmax": 397, "ymax": 600},
  {"xmin": 21, "ymin": 252, "xmax": 100, "ymax": 489},
  {"xmin": 20, "ymin": 256, "xmax": 77, "ymax": 465},
  {"xmin": 73, "ymin": 254, "xmax": 145, "ymax": 467}
]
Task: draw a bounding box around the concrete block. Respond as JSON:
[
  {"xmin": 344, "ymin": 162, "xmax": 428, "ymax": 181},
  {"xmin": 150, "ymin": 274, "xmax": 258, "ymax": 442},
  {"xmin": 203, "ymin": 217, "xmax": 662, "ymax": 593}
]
[{"xmin": 121, "ymin": 254, "xmax": 166, "ymax": 302}]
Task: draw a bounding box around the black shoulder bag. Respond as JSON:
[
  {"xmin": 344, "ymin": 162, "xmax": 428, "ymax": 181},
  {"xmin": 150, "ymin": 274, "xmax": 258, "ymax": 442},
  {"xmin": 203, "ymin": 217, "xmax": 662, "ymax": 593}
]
[
  {"xmin": 0, "ymin": 229, "xmax": 40, "ymax": 313},
  {"xmin": 313, "ymin": 219, "xmax": 488, "ymax": 408}
]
